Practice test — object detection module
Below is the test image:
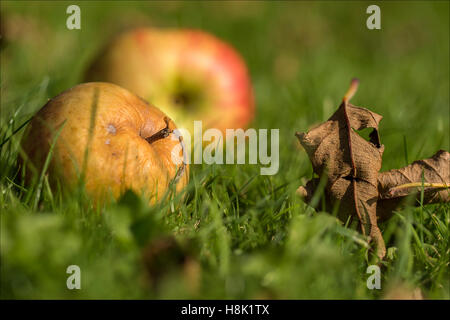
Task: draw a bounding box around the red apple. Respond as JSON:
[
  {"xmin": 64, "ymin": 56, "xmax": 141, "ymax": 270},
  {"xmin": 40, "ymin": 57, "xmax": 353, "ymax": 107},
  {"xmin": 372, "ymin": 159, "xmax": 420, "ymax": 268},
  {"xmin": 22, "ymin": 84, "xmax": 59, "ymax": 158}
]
[
  {"xmin": 21, "ymin": 82, "xmax": 189, "ymax": 204},
  {"xmin": 84, "ymin": 28, "xmax": 255, "ymax": 136}
]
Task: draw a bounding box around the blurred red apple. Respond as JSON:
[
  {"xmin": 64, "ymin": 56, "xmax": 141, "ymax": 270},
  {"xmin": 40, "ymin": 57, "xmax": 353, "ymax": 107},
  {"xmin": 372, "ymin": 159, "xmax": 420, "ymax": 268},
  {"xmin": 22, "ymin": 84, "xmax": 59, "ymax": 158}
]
[
  {"xmin": 85, "ymin": 28, "xmax": 255, "ymax": 136},
  {"xmin": 21, "ymin": 82, "xmax": 188, "ymax": 204}
]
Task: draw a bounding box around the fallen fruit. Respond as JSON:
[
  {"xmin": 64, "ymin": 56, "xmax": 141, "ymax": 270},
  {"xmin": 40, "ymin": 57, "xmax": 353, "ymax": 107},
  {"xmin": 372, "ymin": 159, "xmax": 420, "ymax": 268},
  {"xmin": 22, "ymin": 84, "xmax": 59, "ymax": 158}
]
[
  {"xmin": 21, "ymin": 82, "xmax": 189, "ymax": 204},
  {"xmin": 296, "ymin": 79, "xmax": 449, "ymax": 259},
  {"xmin": 84, "ymin": 28, "xmax": 255, "ymax": 136}
]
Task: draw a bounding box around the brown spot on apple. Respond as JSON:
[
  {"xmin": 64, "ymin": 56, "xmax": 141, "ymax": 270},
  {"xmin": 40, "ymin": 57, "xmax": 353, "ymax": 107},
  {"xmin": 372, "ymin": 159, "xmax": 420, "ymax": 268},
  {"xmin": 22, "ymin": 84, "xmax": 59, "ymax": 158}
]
[{"xmin": 107, "ymin": 124, "xmax": 117, "ymax": 134}]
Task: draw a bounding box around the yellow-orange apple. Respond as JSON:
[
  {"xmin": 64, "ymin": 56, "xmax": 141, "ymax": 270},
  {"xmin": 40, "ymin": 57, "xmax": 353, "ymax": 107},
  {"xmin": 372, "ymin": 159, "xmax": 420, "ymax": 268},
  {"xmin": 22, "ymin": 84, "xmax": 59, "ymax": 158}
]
[
  {"xmin": 84, "ymin": 28, "xmax": 255, "ymax": 136},
  {"xmin": 21, "ymin": 82, "xmax": 188, "ymax": 204}
]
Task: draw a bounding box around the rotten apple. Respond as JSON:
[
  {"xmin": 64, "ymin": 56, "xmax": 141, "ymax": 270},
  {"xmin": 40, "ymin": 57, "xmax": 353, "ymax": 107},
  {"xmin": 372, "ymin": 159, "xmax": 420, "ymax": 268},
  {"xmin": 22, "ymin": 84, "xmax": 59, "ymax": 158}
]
[{"xmin": 21, "ymin": 82, "xmax": 188, "ymax": 204}]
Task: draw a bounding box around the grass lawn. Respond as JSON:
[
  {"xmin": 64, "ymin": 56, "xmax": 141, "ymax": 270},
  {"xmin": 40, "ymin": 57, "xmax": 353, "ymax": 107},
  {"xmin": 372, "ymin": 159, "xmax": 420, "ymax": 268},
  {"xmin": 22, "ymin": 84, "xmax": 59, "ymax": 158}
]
[{"xmin": 1, "ymin": 1, "xmax": 449, "ymax": 299}]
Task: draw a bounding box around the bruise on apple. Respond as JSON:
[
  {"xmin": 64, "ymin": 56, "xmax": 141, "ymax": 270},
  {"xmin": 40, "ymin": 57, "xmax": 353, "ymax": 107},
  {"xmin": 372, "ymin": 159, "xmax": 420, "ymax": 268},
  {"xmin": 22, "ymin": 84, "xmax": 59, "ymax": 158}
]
[
  {"xmin": 20, "ymin": 82, "xmax": 189, "ymax": 205},
  {"xmin": 106, "ymin": 123, "xmax": 117, "ymax": 135}
]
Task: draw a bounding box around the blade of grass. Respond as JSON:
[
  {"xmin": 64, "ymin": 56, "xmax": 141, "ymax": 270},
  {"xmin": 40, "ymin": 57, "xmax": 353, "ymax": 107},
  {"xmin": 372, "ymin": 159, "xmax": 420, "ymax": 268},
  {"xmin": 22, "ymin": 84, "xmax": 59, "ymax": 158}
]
[{"xmin": 32, "ymin": 120, "xmax": 66, "ymax": 211}]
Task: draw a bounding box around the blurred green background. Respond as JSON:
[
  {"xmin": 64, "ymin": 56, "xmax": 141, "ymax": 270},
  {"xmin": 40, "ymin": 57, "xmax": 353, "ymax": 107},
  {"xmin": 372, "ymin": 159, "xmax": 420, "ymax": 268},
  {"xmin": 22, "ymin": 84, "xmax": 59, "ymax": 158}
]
[{"xmin": 1, "ymin": 1, "xmax": 448, "ymax": 299}]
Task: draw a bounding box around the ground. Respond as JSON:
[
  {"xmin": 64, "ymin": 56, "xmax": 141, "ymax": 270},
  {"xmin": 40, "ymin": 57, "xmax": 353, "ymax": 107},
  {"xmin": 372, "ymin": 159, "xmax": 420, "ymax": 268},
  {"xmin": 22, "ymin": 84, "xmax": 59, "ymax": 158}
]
[{"xmin": 0, "ymin": 1, "xmax": 449, "ymax": 299}]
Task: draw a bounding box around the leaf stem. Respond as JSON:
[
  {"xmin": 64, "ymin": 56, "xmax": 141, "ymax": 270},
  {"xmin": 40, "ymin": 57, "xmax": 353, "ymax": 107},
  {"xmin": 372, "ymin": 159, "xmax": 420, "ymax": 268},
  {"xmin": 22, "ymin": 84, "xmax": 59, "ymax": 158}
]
[
  {"xmin": 342, "ymin": 78, "xmax": 359, "ymax": 103},
  {"xmin": 389, "ymin": 182, "xmax": 449, "ymax": 192}
]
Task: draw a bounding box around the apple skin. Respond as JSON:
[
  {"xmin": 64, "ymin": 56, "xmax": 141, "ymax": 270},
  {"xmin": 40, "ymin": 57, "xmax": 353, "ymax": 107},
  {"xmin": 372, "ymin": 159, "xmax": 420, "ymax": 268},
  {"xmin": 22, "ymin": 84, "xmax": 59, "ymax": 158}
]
[
  {"xmin": 21, "ymin": 82, "xmax": 189, "ymax": 204},
  {"xmin": 85, "ymin": 28, "xmax": 255, "ymax": 136}
]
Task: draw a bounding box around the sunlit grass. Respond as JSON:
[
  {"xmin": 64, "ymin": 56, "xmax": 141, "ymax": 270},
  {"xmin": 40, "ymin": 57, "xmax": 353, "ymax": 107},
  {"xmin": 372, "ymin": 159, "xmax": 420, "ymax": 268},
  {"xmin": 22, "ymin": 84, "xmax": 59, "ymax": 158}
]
[{"xmin": 0, "ymin": 1, "xmax": 449, "ymax": 299}]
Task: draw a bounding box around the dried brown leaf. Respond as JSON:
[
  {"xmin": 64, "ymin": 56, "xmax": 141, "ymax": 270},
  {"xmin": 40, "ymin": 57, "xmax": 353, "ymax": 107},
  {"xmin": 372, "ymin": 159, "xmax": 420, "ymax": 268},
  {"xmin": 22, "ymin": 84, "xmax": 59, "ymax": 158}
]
[
  {"xmin": 296, "ymin": 79, "xmax": 386, "ymax": 259},
  {"xmin": 377, "ymin": 150, "xmax": 450, "ymax": 220},
  {"xmin": 296, "ymin": 80, "xmax": 449, "ymax": 260}
]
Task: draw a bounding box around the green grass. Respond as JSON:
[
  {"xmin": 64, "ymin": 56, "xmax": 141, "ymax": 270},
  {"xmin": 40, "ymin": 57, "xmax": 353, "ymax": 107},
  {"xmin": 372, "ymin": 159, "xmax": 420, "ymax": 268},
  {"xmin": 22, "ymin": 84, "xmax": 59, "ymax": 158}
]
[{"xmin": 1, "ymin": 1, "xmax": 449, "ymax": 299}]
